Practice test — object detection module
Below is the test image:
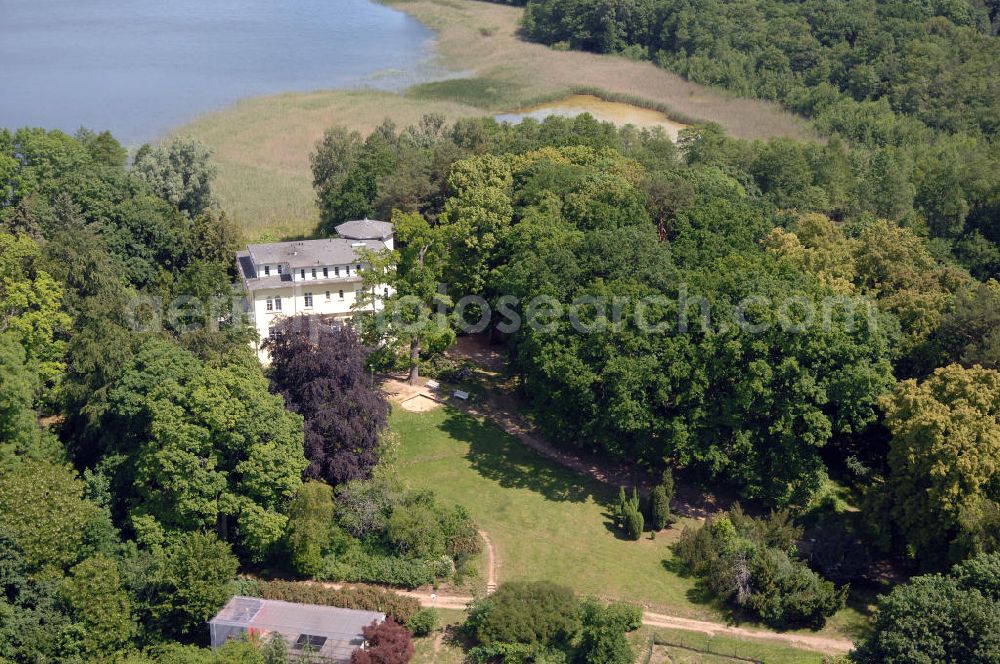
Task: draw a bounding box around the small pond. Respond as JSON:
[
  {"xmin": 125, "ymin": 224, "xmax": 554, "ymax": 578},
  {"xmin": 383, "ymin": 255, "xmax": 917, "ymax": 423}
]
[{"xmin": 496, "ymin": 94, "xmax": 689, "ymax": 140}]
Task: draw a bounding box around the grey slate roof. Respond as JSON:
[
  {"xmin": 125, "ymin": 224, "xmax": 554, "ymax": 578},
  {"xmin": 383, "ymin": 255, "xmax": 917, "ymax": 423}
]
[
  {"xmin": 210, "ymin": 596, "xmax": 384, "ymax": 662},
  {"xmin": 246, "ymin": 238, "xmax": 386, "ymax": 270},
  {"xmin": 335, "ymin": 218, "xmax": 394, "ymax": 241}
]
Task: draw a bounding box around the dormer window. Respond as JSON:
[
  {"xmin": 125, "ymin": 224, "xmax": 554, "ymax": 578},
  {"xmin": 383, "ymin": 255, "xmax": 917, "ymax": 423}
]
[
  {"xmin": 345, "ymin": 265, "xmax": 351, "ymax": 276},
  {"xmin": 264, "ymin": 265, "xmax": 270, "ymax": 276},
  {"xmin": 323, "ymin": 267, "xmax": 328, "ymax": 278},
  {"xmin": 334, "ymin": 267, "xmax": 340, "ymax": 277},
  {"xmin": 300, "ymin": 269, "xmax": 305, "ymax": 280},
  {"xmin": 311, "ymin": 268, "xmax": 317, "ymax": 278},
  {"xmin": 277, "ymin": 265, "xmax": 283, "ymax": 274},
  {"xmin": 357, "ymin": 264, "xmax": 362, "ymax": 271}
]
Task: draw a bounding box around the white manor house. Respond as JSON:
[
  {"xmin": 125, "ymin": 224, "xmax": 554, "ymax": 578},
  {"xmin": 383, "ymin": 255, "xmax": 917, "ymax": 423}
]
[{"xmin": 236, "ymin": 219, "xmax": 394, "ymax": 361}]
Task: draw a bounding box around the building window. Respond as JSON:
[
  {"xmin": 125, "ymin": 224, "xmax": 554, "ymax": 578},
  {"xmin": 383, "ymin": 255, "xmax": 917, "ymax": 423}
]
[
  {"xmin": 274, "ymin": 296, "xmax": 282, "ymax": 311},
  {"xmin": 325, "ymin": 291, "xmax": 331, "ymax": 301},
  {"xmin": 300, "ymin": 269, "xmax": 305, "ymax": 280},
  {"xmin": 383, "ymin": 287, "xmax": 389, "ymax": 299},
  {"xmin": 268, "ymin": 327, "xmax": 279, "ymax": 340},
  {"xmin": 345, "ymin": 265, "xmax": 351, "ymax": 276},
  {"xmin": 323, "ymin": 267, "xmax": 328, "ymax": 278},
  {"xmin": 338, "ymin": 289, "xmax": 344, "ymax": 299},
  {"xmin": 311, "ymin": 268, "xmax": 317, "ymax": 278},
  {"xmin": 266, "ymin": 297, "xmax": 273, "ymax": 311},
  {"xmin": 264, "ymin": 265, "xmax": 270, "ymax": 276},
  {"xmin": 277, "ymin": 264, "xmax": 283, "ymax": 274},
  {"xmin": 334, "ymin": 266, "xmax": 340, "ymax": 277},
  {"xmin": 304, "ymin": 292, "xmax": 313, "ymax": 308},
  {"xmin": 356, "ymin": 263, "xmax": 362, "ymax": 271}
]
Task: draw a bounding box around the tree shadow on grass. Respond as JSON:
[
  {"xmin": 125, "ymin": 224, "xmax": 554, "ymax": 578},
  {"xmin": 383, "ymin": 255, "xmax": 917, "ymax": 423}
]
[{"xmin": 440, "ymin": 409, "xmax": 610, "ymax": 505}]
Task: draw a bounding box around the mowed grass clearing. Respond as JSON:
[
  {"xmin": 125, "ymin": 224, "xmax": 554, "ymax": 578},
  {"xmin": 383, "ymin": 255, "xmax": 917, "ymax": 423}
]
[
  {"xmin": 393, "ymin": 406, "xmax": 708, "ymax": 617},
  {"xmin": 392, "ymin": 405, "xmax": 867, "ymax": 647}
]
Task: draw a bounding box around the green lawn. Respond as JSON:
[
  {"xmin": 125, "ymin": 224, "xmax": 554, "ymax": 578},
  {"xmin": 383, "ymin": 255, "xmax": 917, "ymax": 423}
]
[
  {"xmin": 392, "ymin": 405, "xmax": 867, "ymax": 646},
  {"xmin": 393, "ymin": 406, "xmax": 715, "ymax": 619},
  {"xmin": 642, "ymin": 628, "xmax": 829, "ymax": 664}
]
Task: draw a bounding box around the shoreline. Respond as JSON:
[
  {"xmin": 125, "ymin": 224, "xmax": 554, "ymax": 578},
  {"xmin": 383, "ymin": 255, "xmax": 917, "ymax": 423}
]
[{"xmin": 174, "ymin": 0, "xmax": 814, "ymax": 241}]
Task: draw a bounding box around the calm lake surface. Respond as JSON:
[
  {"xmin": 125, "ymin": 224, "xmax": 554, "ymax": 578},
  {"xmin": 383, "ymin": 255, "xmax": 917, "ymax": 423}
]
[{"xmin": 0, "ymin": 0, "xmax": 439, "ymax": 143}]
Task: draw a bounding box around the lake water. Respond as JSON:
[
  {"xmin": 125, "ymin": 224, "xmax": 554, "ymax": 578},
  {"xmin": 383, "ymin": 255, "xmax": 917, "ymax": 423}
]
[
  {"xmin": 497, "ymin": 94, "xmax": 690, "ymax": 141},
  {"xmin": 0, "ymin": 0, "xmax": 439, "ymax": 144}
]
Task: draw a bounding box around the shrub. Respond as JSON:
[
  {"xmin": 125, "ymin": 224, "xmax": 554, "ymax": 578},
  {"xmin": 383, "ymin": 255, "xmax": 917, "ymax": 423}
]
[
  {"xmin": 617, "ymin": 487, "xmax": 644, "ymax": 539},
  {"xmin": 253, "ymin": 580, "xmax": 420, "ymax": 624},
  {"xmin": 320, "ymin": 550, "xmax": 436, "ymax": 589},
  {"xmin": 623, "ymin": 504, "xmax": 644, "ymax": 540},
  {"xmin": 406, "ymin": 608, "xmax": 438, "ymax": 637},
  {"xmin": 673, "ymin": 506, "xmax": 846, "ymax": 628},
  {"xmin": 650, "ymin": 485, "xmax": 670, "ymax": 531},
  {"xmin": 466, "ymin": 581, "xmax": 581, "ymax": 648}
]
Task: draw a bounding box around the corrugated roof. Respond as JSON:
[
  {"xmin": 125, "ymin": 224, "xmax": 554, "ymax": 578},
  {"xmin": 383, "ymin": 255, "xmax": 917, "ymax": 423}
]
[{"xmin": 335, "ymin": 218, "xmax": 394, "ymax": 240}]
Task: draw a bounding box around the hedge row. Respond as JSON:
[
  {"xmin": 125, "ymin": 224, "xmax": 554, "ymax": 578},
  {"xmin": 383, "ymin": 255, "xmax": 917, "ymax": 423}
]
[{"xmin": 244, "ymin": 579, "xmax": 422, "ymax": 624}]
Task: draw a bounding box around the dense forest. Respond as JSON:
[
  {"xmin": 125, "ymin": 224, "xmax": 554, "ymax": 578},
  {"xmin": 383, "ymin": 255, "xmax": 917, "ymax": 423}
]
[{"xmin": 485, "ymin": 0, "xmax": 1000, "ymax": 282}]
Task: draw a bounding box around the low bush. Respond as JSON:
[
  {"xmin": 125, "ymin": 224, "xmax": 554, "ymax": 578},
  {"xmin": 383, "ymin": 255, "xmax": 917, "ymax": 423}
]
[
  {"xmin": 250, "ymin": 579, "xmax": 421, "ymax": 624},
  {"xmin": 406, "ymin": 608, "xmax": 439, "ymax": 637},
  {"xmin": 319, "ymin": 550, "xmax": 436, "ymax": 589},
  {"xmin": 464, "ymin": 582, "xmax": 640, "ymax": 663}
]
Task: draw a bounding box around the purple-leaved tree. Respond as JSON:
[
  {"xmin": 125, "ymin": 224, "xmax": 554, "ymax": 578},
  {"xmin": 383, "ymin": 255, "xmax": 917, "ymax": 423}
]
[{"xmin": 265, "ymin": 317, "xmax": 390, "ymax": 485}]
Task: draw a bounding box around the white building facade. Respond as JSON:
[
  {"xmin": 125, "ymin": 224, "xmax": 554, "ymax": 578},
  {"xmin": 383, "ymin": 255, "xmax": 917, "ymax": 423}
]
[{"xmin": 236, "ymin": 219, "xmax": 394, "ymax": 361}]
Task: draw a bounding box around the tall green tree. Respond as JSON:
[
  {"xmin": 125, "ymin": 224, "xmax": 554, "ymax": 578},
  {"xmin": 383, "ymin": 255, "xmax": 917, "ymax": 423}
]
[
  {"xmin": 0, "ymin": 459, "xmax": 106, "ymax": 575},
  {"xmin": 880, "ymin": 364, "xmax": 1000, "ymax": 566},
  {"xmin": 132, "ymin": 136, "xmax": 217, "ymax": 218},
  {"xmin": 60, "ymin": 554, "xmax": 135, "ymax": 660},
  {"xmin": 104, "ymin": 339, "xmax": 307, "ymax": 558},
  {"xmin": 852, "ymin": 552, "xmax": 1000, "ymax": 664},
  {"xmin": 286, "ymin": 481, "xmax": 336, "ymax": 577},
  {"xmin": 357, "ymin": 211, "xmax": 454, "ymax": 385}
]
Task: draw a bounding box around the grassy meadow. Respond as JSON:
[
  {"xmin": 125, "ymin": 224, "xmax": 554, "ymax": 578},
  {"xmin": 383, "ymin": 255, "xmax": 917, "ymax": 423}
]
[
  {"xmin": 173, "ymin": 0, "xmax": 814, "ymax": 242},
  {"xmin": 390, "ymin": 406, "xmax": 868, "ymax": 649}
]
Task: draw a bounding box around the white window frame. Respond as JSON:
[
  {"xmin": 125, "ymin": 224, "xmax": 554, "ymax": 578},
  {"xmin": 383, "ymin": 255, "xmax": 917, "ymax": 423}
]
[{"xmin": 304, "ymin": 292, "xmax": 313, "ymax": 308}]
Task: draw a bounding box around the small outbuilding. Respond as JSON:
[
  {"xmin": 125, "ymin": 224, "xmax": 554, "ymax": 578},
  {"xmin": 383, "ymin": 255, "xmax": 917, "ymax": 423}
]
[{"xmin": 209, "ymin": 596, "xmax": 385, "ymax": 662}]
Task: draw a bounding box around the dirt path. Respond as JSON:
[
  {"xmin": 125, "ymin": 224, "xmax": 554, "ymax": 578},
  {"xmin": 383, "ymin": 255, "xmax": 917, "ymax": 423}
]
[
  {"xmin": 448, "ymin": 336, "xmax": 730, "ymax": 519},
  {"xmin": 316, "ymin": 582, "xmax": 853, "ymax": 655},
  {"xmin": 478, "ymin": 529, "xmax": 498, "ymax": 594},
  {"xmin": 642, "ymin": 612, "xmax": 853, "ymax": 656}
]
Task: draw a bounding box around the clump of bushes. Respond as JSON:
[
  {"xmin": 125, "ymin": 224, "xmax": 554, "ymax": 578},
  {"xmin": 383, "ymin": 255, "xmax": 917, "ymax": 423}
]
[
  {"xmin": 245, "ymin": 579, "xmax": 421, "ymax": 624},
  {"xmin": 673, "ymin": 505, "xmax": 846, "ymax": 628},
  {"xmin": 616, "ymin": 487, "xmax": 644, "ymax": 540},
  {"xmin": 406, "ymin": 608, "xmax": 439, "ymax": 637},
  {"xmin": 465, "ymin": 580, "xmax": 640, "ymax": 663},
  {"xmin": 283, "ymin": 477, "xmax": 481, "ymax": 588}
]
